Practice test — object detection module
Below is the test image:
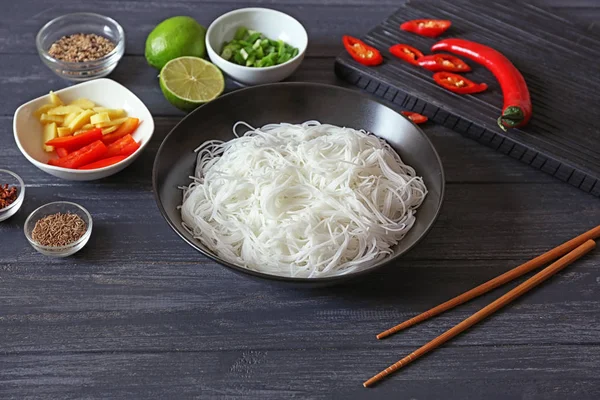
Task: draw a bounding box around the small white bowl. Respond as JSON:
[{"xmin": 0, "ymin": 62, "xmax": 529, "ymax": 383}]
[
  {"xmin": 206, "ymin": 8, "xmax": 308, "ymax": 86},
  {"xmin": 13, "ymin": 78, "xmax": 154, "ymax": 181}
]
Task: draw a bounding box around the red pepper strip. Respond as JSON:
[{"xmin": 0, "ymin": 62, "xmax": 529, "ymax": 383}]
[
  {"xmin": 55, "ymin": 147, "xmax": 69, "ymax": 158},
  {"xmin": 401, "ymin": 111, "xmax": 428, "ymax": 124},
  {"xmin": 342, "ymin": 35, "xmax": 383, "ymax": 66},
  {"xmin": 400, "ymin": 19, "xmax": 452, "ymax": 38},
  {"xmin": 48, "ymin": 140, "xmax": 108, "ymax": 169},
  {"xmin": 433, "ymin": 72, "xmax": 488, "ymax": 95},
  {"xmin": 389, "ymin": 44, "xmax": 424, "ymax": 65},
  {"xmin": 431, "ymin": 39, "xmax": 532, "ymax": 130},
  {"xmin": 105, "ymin": 134, "xmax": 140, "ymax": 158},
  {"xmin": 417, "ymin": 54, "xmax": 471, "ymax": 72},
  {"xmin": 45, "ymin": 128, "xmax": 103, "ymax": 152},
  {"xmin": 78, "ymin": 155, "xmax": 127, "ymax": 170},
  {"xmin": 101, "ymin": 118, "xmax": 140, "ymax": 144}
]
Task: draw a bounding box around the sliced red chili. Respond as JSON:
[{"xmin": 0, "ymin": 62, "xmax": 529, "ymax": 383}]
[
  {"xmin": 433, "ymin": 72, "xmax": 488, "ymax": 95},
  {"xmin": 400, "ymin": 19, "xmax": 452, "ymax": 38},
  {"xmin": 389, "ymin": 44, "xmax": 424, "ymax": 65},
  {"xmin": 401, "ymin": 111, "xmax": 428, "ymax": 124},
  {"xmin": 342, "ymin": 35, "xmax": 383, "ymax": 66},
  {"xmin": 417, "ymin": 54, "xmax": 470, "ymax": 72}
]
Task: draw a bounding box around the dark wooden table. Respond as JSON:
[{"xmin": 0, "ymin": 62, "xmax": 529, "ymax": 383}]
[{"xmin": 2, "ymin": 1, "xmax": 599, "ymax": 399}]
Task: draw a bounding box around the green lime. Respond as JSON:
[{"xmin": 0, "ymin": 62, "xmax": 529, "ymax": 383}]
[
  {"xmin": 145, "ymin": 16, "xmax": 207, "ymax": 70},
  {"xmin": 159, "ymin": 56, "xmax": 225, "ymax": 112}
]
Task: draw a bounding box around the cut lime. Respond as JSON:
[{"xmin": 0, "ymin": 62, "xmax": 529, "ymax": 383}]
[{"xmin": 159, "ymin": 57, "xmax": 225, "ymax": 112}]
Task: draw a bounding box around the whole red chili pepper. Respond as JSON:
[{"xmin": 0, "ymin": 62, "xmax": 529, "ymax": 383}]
[
  {"xmin": 389, "ymin": 44, "xmax": 424, "ymax": 65},
  {"xmin": 433, "ymin": 72, "xmax": 488, "ymax": 95},
  {"xmin": 431, "ymin": 38, "xmax": 532, "ymax": 130},
  {"xmin": 417, "ymin": 54, "xmax": 470, "ymax": 72},
  {"xmin": 342, "ymin": 35, "xmax": 383, "ymax": 66},
  {"xmin": 401, "ymin": 111, "xmax": 428, "ymax": 124},
  {"xmin": 400, "ymin": 19, "xmax": 452, "ymax": 38}
]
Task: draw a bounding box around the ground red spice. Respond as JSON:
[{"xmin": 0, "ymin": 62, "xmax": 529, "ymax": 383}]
[{"xmin": 0, "ymin": 184, "xmax": 18, "ymax": 209}]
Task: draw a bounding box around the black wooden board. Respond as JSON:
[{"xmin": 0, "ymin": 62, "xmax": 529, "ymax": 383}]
[{"xmin": 334, "ymin": 0, "xmax": 600, "ymax": 198}]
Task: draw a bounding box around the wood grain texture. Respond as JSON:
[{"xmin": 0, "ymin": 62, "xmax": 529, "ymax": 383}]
[{"xmin": 1, "ymin": 0, "xmax": 600, "ymax": 399}]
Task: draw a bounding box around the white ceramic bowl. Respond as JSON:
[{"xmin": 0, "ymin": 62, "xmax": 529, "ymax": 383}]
[
  {"xmin": 13, "ymin": 78, "xmax": 154, "ymax": 181},
  {"xmin": 206, "ymin": 8, "xmax": 308, "ymax": 86}
]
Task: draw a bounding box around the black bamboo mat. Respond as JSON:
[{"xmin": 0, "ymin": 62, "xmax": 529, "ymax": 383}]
[{"xmin": 334, "ymin": 0, "xmax": 600, "ymax": 197}]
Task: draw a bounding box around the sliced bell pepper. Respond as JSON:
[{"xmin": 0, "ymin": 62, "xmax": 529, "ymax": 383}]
[
  {"xmin": 417, "ymin": 54, "xmax": 470, "ymax": 72},
  {"xmin": 48, "ymin": 140, "xmax": 108, "ymax": 169},
  {"xmin": 101, "ymin": 117, "xmax": 140, "ymax": 144},
  {"xmin": 45, "ymin": 128, "xmax": 102, "ymax": 152},
  {"xmin": 400, "ymin": 19, "xmax": 452, "ymax": 38},
  {"xmin": 105, "ymin": 134, "xmax": 140, "ymax": 158},
  {"xmin": 55, "ymin": 147, "xmax": 69, "ymax": 158},
  {"xmin": 342, "ymin": 35, "xmax": 383, "ymax": 66},
  {"xmin": 78, "ymin": 155, "xmax": 127, "ymax": 170},
  {"xmin": 433, "ymin": 72, "xmax": 488, "ymax": 95},
  {"xmin": 401, "ymin": 111, "xmax": 428, "ymax": 124},
  {"xmin": 389, "ymin": 44, "xmax": 424, "ymax": 65}
]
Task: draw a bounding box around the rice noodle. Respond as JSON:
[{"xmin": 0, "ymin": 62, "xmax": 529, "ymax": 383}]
[{"xmin": 180, "ymin": 121, "xmax": 427, "ymax": 278}]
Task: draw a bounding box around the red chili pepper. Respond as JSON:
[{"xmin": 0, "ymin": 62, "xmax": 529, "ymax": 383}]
[
  {"xmin": 45, "ymin": 128, "xmax": 103, "ymax": 152},
  {"xmin": 101, "ymin": 118, "xmax": 140, "ymax": 144},
  {"xmin": 105, "ymin": 134, "xmax": 140, "ymax": 158},
  {"xmin": 342, "ymin": 35, "xmax": 383, "ymax": 66},
  {"xmin": 55, "ymin": 147, "xmax": 69, "ymax": 158},
  {"xmin": 433, "ymin": 72, "xmax": 488, "ymax": 95},
  {"xmin": 401, "ymin": 111, "xmax": 428, "ymax": 124},
  {"xmin": 389, "ymin": 44, "xmax": 424, "ymax": 65},
  {"xmin": 48, "ymin": 140, "xmax": 108, "ymax": 169},
  {"xmin": 78, "ymin": 155, "xmax": 128, "ymax": 170},
  {"xmin": 400, "ymin": 19, "xmax": 452, "ymax": 38},
  {"xmin": 431, "ymin": 38, "xmax": 532, "ymax": 130},
  {"xmin": 417, "ymin": 54, "xmax": 470, "ymax": 72}
]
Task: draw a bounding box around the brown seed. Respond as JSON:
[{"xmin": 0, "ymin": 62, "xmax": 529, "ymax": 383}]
[
  {"xmin": 31, "ymin": 212, "xmax": 87, "ymax": 247},
  {"xmin": 48, "ymin": 33, "xmax": 116, "ymax": 62}
]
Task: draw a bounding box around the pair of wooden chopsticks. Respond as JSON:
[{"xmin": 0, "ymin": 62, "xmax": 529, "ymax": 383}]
[{"xmin": 364, "ymin": 225, "xmax": 600, "ymax": 388}]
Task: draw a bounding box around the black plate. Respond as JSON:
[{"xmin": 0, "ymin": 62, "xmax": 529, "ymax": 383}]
[{"xmin": 152, "ymin": 82, "xmax": 445, "ymax": 286}]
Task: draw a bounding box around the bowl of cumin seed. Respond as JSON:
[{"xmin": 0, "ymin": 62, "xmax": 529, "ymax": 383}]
[
  {"xmin": 36, "ymin": 13, "xmax": 125, "ymax": 81},
  {"xmin": 24, "ymin": 201, "xmax": 93, "ymax": 257}
]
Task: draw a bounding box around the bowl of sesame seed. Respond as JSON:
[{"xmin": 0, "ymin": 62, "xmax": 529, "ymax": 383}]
[
  {"xmin": 36, "ymin": 13, "xmax": 125, "ymax": 82},
  {"xmin": 24, "ymin": 201, "xmax": 93, "ymax": 257}
]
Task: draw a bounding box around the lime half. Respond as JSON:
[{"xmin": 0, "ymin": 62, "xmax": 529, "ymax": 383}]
[{"xmin": 159, "ymin": 56, "xmax": 225, "ymax": 112}]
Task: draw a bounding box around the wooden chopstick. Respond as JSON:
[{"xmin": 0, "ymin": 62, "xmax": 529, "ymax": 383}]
[
  {"xmin": 364, "ymin": 239, "xmax": 596, "ymax": 388},
  {"xmin": 377, "ymin": 225, "xmax": 600, "ymax": 340}
]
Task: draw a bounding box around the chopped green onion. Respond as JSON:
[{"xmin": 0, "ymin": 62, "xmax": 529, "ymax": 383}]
[{"xmin": 221, "ymin": 26, "xmax": 300, "ymax": 68}]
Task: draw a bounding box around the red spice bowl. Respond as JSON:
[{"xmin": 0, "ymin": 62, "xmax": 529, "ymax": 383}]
[
  {"xmin": 0, "ymin": 169, "xmax": 25, "ymax": 222},
  {"xmin": 13, "ymin": 78, "xmax": 154, "ymax": 181}
]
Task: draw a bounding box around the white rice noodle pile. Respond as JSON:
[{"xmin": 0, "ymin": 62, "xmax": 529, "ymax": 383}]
[{"xmin": 180, "ymin": 121, "xmax": 427, "ymax": 278}]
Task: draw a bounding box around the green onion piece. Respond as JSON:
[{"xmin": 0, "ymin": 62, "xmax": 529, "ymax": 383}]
[
  {"xmin": 234, "ymin": 27, "xmax": 248, "ymax": 40},
  {"xmin": 277, "ymin": 39, "xmax": 285, "ymax": 57},
  {"xmin": 269, "ymin": 39, "xmax": 279, "ymax": 47},
  {"xmin": 233, "ymin": 52, "xmax": 244, "ymax": 64},
  {"xmin": 278, "ymin": 53, "xmax": 292, "ymax": 64},
  {"xmin": 247, "ymin": 32, "xmax": 262, "ymax": 44},
  {"xmin": 252, "ymin": 39, "xmax": 261, "ymax": 50},
  {"xmin": 291, "ymin": 48, "xmax": 299, "ymax": 58},
  {"xmin": 260, "ymin": 39, "xmax": 269, "ymax": 48},
  {"xmin": 266, "ymin": 46, "xmax": 275, "ymax": 54},
  {"xmin": 221, "ymin": 47, "xmax": 233, "ymax": 60},
  {"xmin": 240, "ymin": 48, "xmax": 249, "ymax": 60},
  {"xmin": 255, "ymin": 46, "xmax": 264, "ymax": 59},
  {"xmin": 246, "ymin": 55, "xmax": 256, "ymax": 67}
]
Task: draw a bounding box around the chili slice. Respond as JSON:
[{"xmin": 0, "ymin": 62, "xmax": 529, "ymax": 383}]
[
  {"xmin": 400, "ymin": 19, "xmax": 451, "ymax": 38},
  {"xmin": 431, "ymin": 38, "xmax": 532, "ymax": 130},
  {"xmin": 48, "ymin": 140, "xmax": 108, "ymax": 169},
  {"xmin": 78, "ymin": 155, "xmax": 128, "ymax": 170},
  {"xmin": 342, "ymin": 35, "xmax": 383, "ymax": 66},
  {"xmin": 401, "ymin": 111, "xmax": 428, "ymax": 124},
  {"xmin": 389, "ymin": 44, "xmax": 424, "ymax": 65},
  {"xmin": 417, "ymin": 54, "xmax": 470, "ymax": 72},
  {"xmin": 45, "ymin": 128, "xmax": 103, "ymax": 152},
  {"xmin": 433, "ymin": 72, "xmax": 488, "ymax": 95}
]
